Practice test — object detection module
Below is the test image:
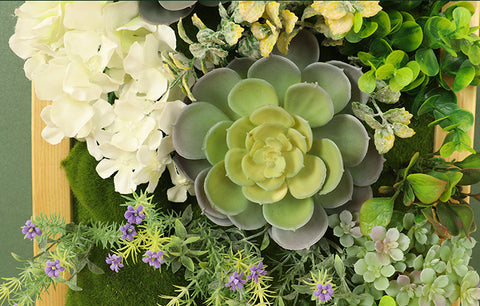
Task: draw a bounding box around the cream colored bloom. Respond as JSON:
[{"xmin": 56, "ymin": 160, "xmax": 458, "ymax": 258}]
[{"xmin": 311, "ymin": 1, "xmax": 381, "ymax": 36}]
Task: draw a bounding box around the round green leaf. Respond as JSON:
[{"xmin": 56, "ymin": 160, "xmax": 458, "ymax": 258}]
[
  {"xmin": 192, "ymin": 68, "xmax": 242, "ymax": 119},
  {"xmin": 228, "ymin": 201, "xmax": 266, "ymax": 230},
  {"xmin": 314, "ymin": 170, "xmax": 353, "ymax": 209},
  {"xmin": 358, "ymin": 70, "xmax": 376, "ymax": 93},
  {"xmin": 391, "ymin": 21, "xmax": 423, "ymax": 52},
  {"xmin": 249, "ymin": 105, "xmax": 295, "ymax": 128},
  {"xmin": 269, "ymin": 204, "xmax": 328, "ymax": 250},
  {"xmin": 226, "ymin": 117, "xmax": 255, "ymax": 149},
  {"xmin": 301, "ymin": 62, "xmax": 351, "ymax": 114},
  {"xmin": 262, "ymin": 193, "xmax": 314, "ymax": 230},
  {"xmin": 283, "ymin": 83, "xmax": 333, "ymax": 128},
  {"xmin": 225, "ymin": 148, "xmax": 253, "ymax": 186},
  {"xmin": 203, "ymin": 121, "xmax": 232, "ymax": 165},
  {"xmin": 286, "ymin": 154, "xmax": 326, "ymax": 199},
  {"xmin": 453, "ymin": 61, "xmax": 475, "ymax": 92},
  {"xmin": 228, "ymin": 78, "xmax": 278, "ymax": 117},
  {"xmin": 242, "ymin": 182, "xmax": 288, "ymax": 204},
  {"xmin": 375, "ymin": 63, "xmax": 395, "ymax": 80},
  {"xmin": 312, "ymin": 114, "xmax": 369, "ymax": 167},
  {"xmin": 173, "ymin": 102, "xmax": 230, "ymax": 160},
  {"xmin": 359, "ymin": 197, "xmax": 394, "ymax": 235},
  {"xmin": 415, "ymin": 48, "xmax": 439, "ymax": 76},
  {"xmin": 309, "ymin": 138, "xmax": 344, "ymax": 195},
  {"xmin": 204, "ymin": 161, "xmax": 249, "ymax": 215},
  {"xmin": 389, "ymin": 67, "xmax": 414, "ymax": 91},
  {"xmin": 406, "ymin": 173, "xmax": 447, "ymax": 204},
  {"xmin": 247, "ymin": 55, "xmax": 301, "ymax": 104}
]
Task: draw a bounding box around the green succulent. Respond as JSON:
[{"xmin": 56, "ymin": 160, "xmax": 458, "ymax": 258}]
[{"xmin": 172, "ymin": 32, "xmax": 383, "ymax": 250}]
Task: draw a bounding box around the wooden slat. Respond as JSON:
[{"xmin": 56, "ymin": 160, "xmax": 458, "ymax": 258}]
[{"xmin": 31, "ymin": 84, "xmax": 71, "ymax": 306}]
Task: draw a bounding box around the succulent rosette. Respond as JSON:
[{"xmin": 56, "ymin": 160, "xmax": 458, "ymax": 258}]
[{"xmin": 173, "ymin": 32, "xmax": 383, "ymax": 250}]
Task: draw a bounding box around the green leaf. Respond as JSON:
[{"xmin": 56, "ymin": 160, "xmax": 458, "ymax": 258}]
[
  {"xmin": 388, "ymin": 10, "xmax": 403, "ymax": 34},
  {"xmin": 359, "ymin": 197, "xmax": 394, "ymax": 235},
  {"xmin": 415, "ymin": 48, "xmax": 440, "ymax": 76},
  {"xmin": 406, "ymin": 173, "xmax": 447, "ymax": 204},
  {"xmin": 440, "ymin": 141, "xmax": 456, "ymax": 157},
  {"xmin": 385, "ymin": 50, "xmax": 408, "ymax": 68},
  {"xmin": 358, "ymin": 69, "xmax": 376, "ymax": 93},
  {"xmin": 467, "ymin": 44, "xmax": 480, "ymax": 65},
  {"xmin": 379, "ymin": 296, "xmax": 397, "ymax": 306},
  {"xmin": 174, "ymin": 219, "xmax": 188, "ymax": 239},
  {"xmin": 180, "ymin": 255, "xmax": 195, "ymax": 272},
  {"xmin": 67, "ymin": 281, "xmax": 83, "ymax": 292},
  {"xmin": 177, "ymin": 19, "xmax": 194, "ymax": 44},
  {"xmin": 181, "ymin": 205, "xmax": 193, "ymax": 225},
  {"xmin": 376, "ymin": 64, "xmax": 395, "ymax": 79},
  {"xmin": 458, "ymin": 168, "xmax": 480, "ymax": 185},
  {"xmin": 391, "ymin": 21, "xmax": 423, "ymax": 52},
  {"xmin": 447, "ymin": 109, "xmax": 474, "ymax": 132},
  {"xmin": 261, "ymin": 231, "xmax": 270, "ymax": 251},
  {"xmin": 87, "ymin": 261, "xmax": 104, "ymax": 275},
  {"xmin": 453, "ymin": 7, "xmax": 472, "ymax": 30},
  {"xmin": 429, "ymin": 171, "xmax": 463, "ymax": 202},
  {"xmin": 11, "ymin": 252, "xmax": 29, "ymax": 262},
  {"xmin": 184, "ymin": 236, "xmax": 201, "ymax": 244},
  {"xmin": 389, "ymin": 67, "xmax": 413, "ymax": 91},
  {"xmin": 422, "ymin": 207, "xmax": 449, "ymax": 237},
  {"xmin": 354, "ymin": 12, "xmax": 363, "ymax": 33},
  {"xmin": 371, "ymin": 11, "xmax": 391, "ymax": 38},
  {"xmin": 455, "ymin": 153, "xmax": 480, "ymax": 168},
  {"xmin": 452, "ymin": 61, "xmax": 475, "ymax": 91},
  {"xmin": 450, "ymin": 203, "xmax": 475, "ymax": 236},
  {"xmin": 403, "ymin": 184, "xmax": 415, "ymax": 206},
  {"xmin": 436, "ymin": 202, "xmax": 460, "ymax": 236},
  {"xmin": 334, "ymin": 255, "xmax": 345, "ymax": 279},
  {"xmin": 369, "ymin": 38, "xmax": 393, "ymax": 58}
]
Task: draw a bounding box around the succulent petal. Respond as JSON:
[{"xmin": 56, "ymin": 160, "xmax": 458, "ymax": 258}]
[
  {"xmin": 263, "ymin": 193, "xmax": 314, "ymax": 230},
  {"xmin": 173, "ymin": 102, "xmax": 230, "ymax": 160},
  {"xmin": 228, "ymin": 202, "xmax": 266, "ymax": 230},
  {"xmin": 226, "ymin": 117, "xmax": 255, "ymax": 149},
  {"xmin": 203, "ymin": 120, "xmax": 232, "ymax": 165},
  {"xmin": 225, "ymin": 148, "xmax": 254, "ymax": 186},
  {"xmin": 204, "ymin": 161, "xmax": 250, "ymax": 215},
  {"xmin": 287, "ymin": 154, "xmax": 326, "ymax": 199},
  {"xmin": 309, "ymin": 138, "xmax": 344, "ymax": 195},
  {"xmin": 315, "ymin": 169, "xmax": 353, "ymax": 209},
  {"xmin": 228, "ymin": 78, "xmax": 278, "ymax": 117},
  {"xmin": 243, "ymin": 182, "xmax": 288, "ymax": 204}
]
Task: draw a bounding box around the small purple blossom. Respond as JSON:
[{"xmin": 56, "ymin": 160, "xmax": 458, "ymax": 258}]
[
  {"xmin": 142, "ymin": 250, "xmax": 164, "ymax": 269},
  {"xmin": 44, "ymin": 259, "xmax": 65, "ymax": 278},
  {"xmin": 225, "ymin": 271, "xmax": 246, "ymax": 291},
  {"xmin": 119, "ymin": 223, "xmax": 137, "ymax": 241},
  {"xmin": 22, "ymin": 220, "xmax": 42, "ymax": 239},
  {"xmin": 105, "ymin": 254, "xmax": 124, "ymax": 273},
  {"xmin": 247, "ymin": 262, "xmax": 267, "ymax": 283},
  {"xmin": 314, "ymin": 283, "xmax": 334, "ymax": 302},
  {"xmin": 124, "ymin": 205, "xmax": 145, "ymax": 224}
]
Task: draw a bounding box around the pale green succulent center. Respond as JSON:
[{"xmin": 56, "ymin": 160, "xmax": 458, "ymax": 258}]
[{"xmin": 250, "ymin": 136, "xmax": 287, "ymax": 178}]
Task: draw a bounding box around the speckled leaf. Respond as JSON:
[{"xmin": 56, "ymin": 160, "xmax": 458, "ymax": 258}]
[{"xmin": 359, "ymin": 197, "xmax": 394, "ymax": 235}]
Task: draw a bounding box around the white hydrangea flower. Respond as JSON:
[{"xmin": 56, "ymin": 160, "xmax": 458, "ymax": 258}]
[
  {"xmin": 166, "ymin": 162, "xmax": 195, "ymax": 203},
  {"xmin": 370, "ymin": 226, "xmax": 410, "ymax": 264},
  {"xmin": 11, "ymin": 1, "xmax": 189, "ymax": 196}
]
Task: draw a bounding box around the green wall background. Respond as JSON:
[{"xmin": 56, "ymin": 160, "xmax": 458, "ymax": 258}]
[{"xmin": 2, "ymin": 1, "xmax": 480, "ymax": 301}]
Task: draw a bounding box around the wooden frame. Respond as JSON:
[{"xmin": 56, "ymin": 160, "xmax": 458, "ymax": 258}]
[{"xmin": 30, "ymin": 3, "xmax": 479, "ymax": 305}]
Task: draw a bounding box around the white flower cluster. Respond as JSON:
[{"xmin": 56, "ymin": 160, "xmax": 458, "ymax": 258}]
[{"xmin": 10, "ymin": 1, "xmax": 193, "ymax": 199}]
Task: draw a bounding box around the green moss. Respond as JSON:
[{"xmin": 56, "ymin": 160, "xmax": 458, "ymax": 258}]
[{"xmin": 62, "ymin": 142, "xmax": 187, "ymax": 305}]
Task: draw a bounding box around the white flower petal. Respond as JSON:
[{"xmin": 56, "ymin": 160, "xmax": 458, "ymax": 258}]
[
  {"xmin": 114, "ymin": 168, "xmax": 136, "ymax": 194},
  {"xmin": 63, "ymin": 2, "xmax": 105, "ymax": 31},
  {"xmin": 49, "ymin": 95, "xmax": 95, "ymax": 137},
  {"xmin": 96, "ymin": 159, "xmax": 119, "ymax": 179}
]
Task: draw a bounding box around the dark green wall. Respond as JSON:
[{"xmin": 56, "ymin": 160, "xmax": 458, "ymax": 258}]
[
  {"xmin": 0, "ymin": 0, "xmax": 33, "ymax": 287},
  {"xmin": 1, "ymin": 1, "xmax": 480, "ymax": 300}
]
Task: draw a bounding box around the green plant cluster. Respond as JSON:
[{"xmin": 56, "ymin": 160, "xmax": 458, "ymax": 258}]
[
  {"xmin": 360, "ymin": 151, "xmax": 480, "ymax": 242},
  {"xmin": 345, "ymin": 0, "xmax": 478, "ymax": 157}
]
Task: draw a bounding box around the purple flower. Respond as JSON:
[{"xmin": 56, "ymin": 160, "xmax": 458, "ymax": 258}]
[
  {"xmin": 105, "ymin": 254, "xmax": 124, "ymax": 273},
  {"xmin": 119, "ymin": 223, "xmax": 137, "ymax": 241},
  {"xmin": 314, "ymin": 283, "xmax": 334, "ymax": 302},
  {"xmin": 247, "ymin": 262, "xmax": 267, "ymax": 283},
  {"xmin": 225, "ymin": 271, "xmax": 246, "ymax": 291},
  {"xmin": 124, "ymin": 205, "xmax": 145, "ymax": 224},
  {"xmin": 22, "ymin": 220, "xmax": 42, "ymax": 239},
  {"xmin": 142, "ymin": 250, "xmax": 164, "ymax": 269},
  {"xmin": 44, "ymin": 259, "xmax": 65, "ymax": 278}
]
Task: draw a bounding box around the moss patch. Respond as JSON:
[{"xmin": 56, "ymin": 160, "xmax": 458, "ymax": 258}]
[{"xmin": 62, "ymin": 142, "xmax": 187, "ymax": 305}]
